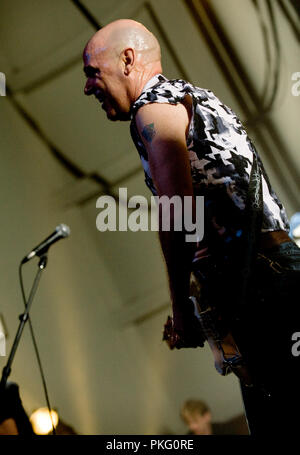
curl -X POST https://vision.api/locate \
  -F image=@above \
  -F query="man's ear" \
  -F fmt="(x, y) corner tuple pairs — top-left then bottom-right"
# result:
(122, 48), (135, 75)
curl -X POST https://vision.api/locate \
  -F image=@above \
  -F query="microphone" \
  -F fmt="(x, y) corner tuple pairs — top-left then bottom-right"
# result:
(21, 224), (71, 264)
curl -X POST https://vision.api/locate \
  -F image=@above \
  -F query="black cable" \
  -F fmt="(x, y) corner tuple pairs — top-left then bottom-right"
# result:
(289, 0), (300, 21)
(251, 0), (272, 109)
(71, 0), (101, 30)
(18, 262), (56, 435)
(263, 0), (281, 113)
(251, 0), (281, 114)
(278, 0), (300, 42)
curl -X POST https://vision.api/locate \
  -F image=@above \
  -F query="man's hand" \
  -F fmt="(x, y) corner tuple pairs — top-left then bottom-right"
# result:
(135, 100), (198, 315)
(162, 298), (205, 350)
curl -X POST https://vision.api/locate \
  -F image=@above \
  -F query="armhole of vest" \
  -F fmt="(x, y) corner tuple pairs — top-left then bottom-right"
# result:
(134, 95), (194, 144)
(182, 93), (194, 142)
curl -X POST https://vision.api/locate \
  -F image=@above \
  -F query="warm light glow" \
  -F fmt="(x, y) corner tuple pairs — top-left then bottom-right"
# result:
(30, 408), (59, 435)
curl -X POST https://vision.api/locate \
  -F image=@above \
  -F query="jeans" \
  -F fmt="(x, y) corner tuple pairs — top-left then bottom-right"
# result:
(234, 241), (300, 435)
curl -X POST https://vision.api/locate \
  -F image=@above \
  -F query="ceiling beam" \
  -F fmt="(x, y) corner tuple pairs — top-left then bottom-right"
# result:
(184, 0), (300, 211)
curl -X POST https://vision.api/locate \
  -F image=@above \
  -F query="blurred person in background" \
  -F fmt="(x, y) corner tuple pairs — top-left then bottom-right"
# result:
(180, 399), (248, 435)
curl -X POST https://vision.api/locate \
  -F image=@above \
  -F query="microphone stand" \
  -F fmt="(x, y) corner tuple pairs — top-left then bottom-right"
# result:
(0, 253), (48, 392)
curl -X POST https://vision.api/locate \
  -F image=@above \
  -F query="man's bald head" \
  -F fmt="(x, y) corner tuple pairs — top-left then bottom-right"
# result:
(83, 19), (162, 121)
(84, 19), (161, 68)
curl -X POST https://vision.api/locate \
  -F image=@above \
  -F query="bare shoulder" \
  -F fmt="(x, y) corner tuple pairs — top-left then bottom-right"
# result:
(135, 99), (191, 142)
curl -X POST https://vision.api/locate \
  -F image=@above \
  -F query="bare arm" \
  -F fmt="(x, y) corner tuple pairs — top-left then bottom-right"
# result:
(135, 102), (198, 331)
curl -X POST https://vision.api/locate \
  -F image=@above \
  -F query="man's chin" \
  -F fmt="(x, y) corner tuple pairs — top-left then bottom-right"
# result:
(102, 104), (117, 120)
(106, 111), (118, 121)
(106, 110), (130, 122)
(101, 101), (130, 121)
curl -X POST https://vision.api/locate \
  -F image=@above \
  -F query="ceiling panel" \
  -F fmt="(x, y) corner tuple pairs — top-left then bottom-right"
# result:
(83, 0), (140, 22)
(14, 61), (134, 176)
(10, 2), (194, 183)
(2, 0), (298, 206)
(83, 198), (166, 305)
(0, 0), (88, 73)
(151, 0), (251, 121)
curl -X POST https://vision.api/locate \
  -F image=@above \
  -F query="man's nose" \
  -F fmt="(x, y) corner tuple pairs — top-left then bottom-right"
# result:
(84, 79), (94, 96)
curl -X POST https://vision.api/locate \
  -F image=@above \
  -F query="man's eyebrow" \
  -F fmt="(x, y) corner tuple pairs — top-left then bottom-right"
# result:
(83, 66), (99, 76)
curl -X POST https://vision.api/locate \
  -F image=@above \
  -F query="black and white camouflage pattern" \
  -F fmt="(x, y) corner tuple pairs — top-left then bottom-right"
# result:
(130, 74), (289, 250)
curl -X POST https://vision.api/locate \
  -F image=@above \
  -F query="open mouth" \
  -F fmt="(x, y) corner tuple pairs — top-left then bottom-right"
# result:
(95, 90), (105, 104)
(97, 96), (106, 111)
(94, 91), (110, 113)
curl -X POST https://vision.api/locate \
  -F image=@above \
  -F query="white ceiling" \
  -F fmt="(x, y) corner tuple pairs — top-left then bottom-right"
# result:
(1, 0), (299, 213)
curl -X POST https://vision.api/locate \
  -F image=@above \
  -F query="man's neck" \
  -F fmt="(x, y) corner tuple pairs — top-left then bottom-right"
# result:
(131, 67), (162, 102)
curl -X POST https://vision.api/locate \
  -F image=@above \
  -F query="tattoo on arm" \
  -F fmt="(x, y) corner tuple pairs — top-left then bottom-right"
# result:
(142, 123), (156, 143)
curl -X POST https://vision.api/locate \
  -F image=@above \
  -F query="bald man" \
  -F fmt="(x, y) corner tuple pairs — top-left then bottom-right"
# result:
(83, 19), (300, 435)
(83, 19), (162, 121)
